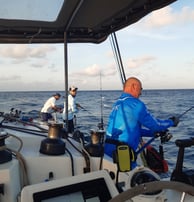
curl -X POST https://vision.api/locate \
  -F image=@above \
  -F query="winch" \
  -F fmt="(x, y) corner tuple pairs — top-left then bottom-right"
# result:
(84, 130), (105, 157)
(0, 131), (12, 164)
(39, 123), (66, 155)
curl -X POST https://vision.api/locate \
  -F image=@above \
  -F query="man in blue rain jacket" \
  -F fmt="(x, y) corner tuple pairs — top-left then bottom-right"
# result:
(104, 77), (179, 168)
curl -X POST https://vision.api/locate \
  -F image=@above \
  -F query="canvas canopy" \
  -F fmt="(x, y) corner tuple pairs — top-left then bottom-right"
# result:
(0, 0), (177, 44)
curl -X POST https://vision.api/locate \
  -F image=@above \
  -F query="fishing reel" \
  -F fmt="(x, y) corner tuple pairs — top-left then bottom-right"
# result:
(1, 108), (22, 123)
(8, 108), (21, 119)
(97, 122), (104, 131)
(155, 130), (172, 144)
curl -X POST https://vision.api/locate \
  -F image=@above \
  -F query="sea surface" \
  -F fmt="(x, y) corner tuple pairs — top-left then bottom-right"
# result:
(1, 89), (194, 176)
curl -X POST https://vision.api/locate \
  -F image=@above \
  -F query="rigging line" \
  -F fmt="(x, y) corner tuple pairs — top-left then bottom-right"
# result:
(66, 137), (82, 154)
(79, 138), (91, 173)
(109, 34), (124, 85)
(111, 33), (123, 82)
(1, 123), (47, 134)
(110, 32), (126, 85)
(65, 147), (75, 176)
(8, 149), (29, 187)
(1, 125), (47, 137)
(7, 133), (23, 152)
(112, 32), (126, 83)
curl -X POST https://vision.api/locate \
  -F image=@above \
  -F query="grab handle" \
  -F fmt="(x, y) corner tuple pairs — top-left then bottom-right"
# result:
(175, 138), (194, 148)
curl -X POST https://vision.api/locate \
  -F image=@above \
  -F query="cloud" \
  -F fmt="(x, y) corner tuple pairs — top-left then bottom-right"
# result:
(30, 60), (56, 69)
(119, 6), (194, 40)
(29, 45), (56, 58)
(101, 64), (117, 76)
(30, 61), (47, 68)
(125, 55), (156, 69)
(143, 7), (175, 28)
(0, 44), (56, 60)
(84, 64), (101, 76)
(72, 64), (101, 77)
(140, 6), (194, 29)
(71, 63), (117, 78)
(178, 6), (194, 23)
(0, 45), (30, 59)
(0, 75), (21, 81)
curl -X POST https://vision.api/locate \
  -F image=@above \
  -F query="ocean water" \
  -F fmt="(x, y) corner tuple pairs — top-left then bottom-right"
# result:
(1, 89), (194, 175)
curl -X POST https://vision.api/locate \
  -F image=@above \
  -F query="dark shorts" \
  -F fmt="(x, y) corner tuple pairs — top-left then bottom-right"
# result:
(40, 112), (52, 121)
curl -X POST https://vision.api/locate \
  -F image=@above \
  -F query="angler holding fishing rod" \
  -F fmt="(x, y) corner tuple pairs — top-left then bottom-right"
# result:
(104, 77), (180, 170)
(136, 105), (194, 154)
(62, 86), (83, 133)
(40, 93), (62, 122)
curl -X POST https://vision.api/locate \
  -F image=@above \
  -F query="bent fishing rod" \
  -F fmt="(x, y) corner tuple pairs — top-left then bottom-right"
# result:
(136, 106), (194, 156)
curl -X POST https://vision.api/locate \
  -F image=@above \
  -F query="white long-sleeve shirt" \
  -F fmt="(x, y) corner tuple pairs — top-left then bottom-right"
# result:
(62, 94), (78, 120)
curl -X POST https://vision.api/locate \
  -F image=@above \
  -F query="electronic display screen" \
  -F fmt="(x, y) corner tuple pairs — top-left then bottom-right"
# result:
(33, 178), (112, 202)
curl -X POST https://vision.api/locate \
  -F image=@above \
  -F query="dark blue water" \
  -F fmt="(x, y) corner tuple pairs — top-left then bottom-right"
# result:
(1, 89), (194, 175)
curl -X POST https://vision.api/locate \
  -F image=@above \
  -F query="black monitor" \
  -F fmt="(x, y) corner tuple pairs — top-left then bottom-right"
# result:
(33, 178), (111, 202)
(21, 170), (119, 202)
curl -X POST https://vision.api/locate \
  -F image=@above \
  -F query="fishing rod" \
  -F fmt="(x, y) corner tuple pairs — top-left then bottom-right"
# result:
(178, 106), (194, 119)
(99, 72), (104, 130)
(77, 74), (105, 130)
(136, 106), (194, 156)
(1, 113), (48, 132)
(136, 130), (172, 156)
(78, 105), (93, 114)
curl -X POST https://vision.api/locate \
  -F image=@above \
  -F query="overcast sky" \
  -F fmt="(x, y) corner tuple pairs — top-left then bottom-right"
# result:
(0, 0), (194, 91)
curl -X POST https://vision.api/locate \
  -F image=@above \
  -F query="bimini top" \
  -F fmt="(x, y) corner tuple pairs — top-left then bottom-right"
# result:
(0, 0), (177, 44)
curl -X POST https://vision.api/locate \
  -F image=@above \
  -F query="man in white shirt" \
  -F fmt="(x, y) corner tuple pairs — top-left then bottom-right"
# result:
(41, 93), (61, 121)
(63, 86), (81, 133)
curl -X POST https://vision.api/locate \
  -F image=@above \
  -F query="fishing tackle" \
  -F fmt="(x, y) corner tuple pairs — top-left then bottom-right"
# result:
(99, 73), (104, 130)
(136, 130), (172, 156)
(178, 106), (194, 119)
(78, 105), (92, 114)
